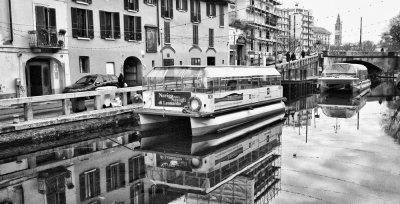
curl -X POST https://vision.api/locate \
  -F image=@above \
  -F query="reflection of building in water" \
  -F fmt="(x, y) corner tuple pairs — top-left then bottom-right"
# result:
(318, 90), (369, 118)
(0, 123), (149, 204)
(286, 94), (319, 127)
(142, 119), (283, 204)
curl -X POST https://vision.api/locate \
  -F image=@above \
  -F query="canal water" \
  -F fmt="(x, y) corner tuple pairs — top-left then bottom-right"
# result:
(1, 81), (400, 204)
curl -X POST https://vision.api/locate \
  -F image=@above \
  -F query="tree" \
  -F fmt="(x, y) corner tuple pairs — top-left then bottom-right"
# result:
(389, 12), (400, 44)
(361, 40), (376, 51)
(381, 12), (400, 51)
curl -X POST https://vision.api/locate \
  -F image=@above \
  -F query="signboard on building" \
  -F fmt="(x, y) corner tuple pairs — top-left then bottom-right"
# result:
(145, 26), (158, 53)
(155, 91), (191, 107)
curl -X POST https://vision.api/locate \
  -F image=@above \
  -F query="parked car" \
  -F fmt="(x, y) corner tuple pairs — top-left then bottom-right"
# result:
(63, 74), (119, 93)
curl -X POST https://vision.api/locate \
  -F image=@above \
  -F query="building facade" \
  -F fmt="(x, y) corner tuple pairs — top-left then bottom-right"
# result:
(276, 8), (289, 53)
(0, 0), (70, 98)
(334, 14), (342, 46)
(287, 7), (315, 53)
(312, 26), (331, 51)
(229, 0), (282, 66)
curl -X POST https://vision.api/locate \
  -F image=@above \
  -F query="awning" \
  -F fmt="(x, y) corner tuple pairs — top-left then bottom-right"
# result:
(204, 67), (280, 78)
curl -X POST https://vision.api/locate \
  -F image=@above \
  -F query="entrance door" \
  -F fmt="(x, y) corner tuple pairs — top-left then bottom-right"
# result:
(237, 45), (243, 65)
(207, 57), (215, 66)
(28, 61), (52, 96)
(124, 57), (142, 87)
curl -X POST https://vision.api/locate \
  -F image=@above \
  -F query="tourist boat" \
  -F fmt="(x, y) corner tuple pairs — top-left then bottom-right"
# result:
(318, 63), (371, 93)
(137, 65), (286, 136)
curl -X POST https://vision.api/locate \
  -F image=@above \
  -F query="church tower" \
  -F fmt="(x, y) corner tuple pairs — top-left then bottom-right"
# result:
(335, 14), (342, 46)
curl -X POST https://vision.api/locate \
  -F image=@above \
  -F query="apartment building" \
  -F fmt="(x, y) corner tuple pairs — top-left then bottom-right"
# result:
(287, 7), (315, 53)
(276, 7), (289, 52)
(312, 26), (331, 51)
(158, 0), (230, 67)
(0, 0), (69, 98)
(229, 0), (282, 66)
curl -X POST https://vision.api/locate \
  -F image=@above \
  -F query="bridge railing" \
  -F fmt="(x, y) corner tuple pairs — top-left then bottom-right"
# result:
(0, 86), (144, 124)
(325, 51), (399, 57)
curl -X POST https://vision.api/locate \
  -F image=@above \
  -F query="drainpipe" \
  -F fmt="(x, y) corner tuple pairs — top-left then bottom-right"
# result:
(8, 0), (13, 44)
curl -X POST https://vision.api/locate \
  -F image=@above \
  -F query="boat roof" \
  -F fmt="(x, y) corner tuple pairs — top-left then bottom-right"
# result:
(148, 65), (281, 78)
(323, 63), (367, 74)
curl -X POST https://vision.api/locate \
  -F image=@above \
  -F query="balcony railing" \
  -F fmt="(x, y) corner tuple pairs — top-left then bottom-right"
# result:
(28, 29), (65, 50)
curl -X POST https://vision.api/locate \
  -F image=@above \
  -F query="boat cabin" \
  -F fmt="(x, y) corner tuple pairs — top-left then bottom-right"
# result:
(322, 63), (368, 80)
(142, 66), (284, 115)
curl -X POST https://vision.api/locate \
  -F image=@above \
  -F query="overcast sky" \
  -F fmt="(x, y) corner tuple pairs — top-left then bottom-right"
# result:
(280, 0), (400, 44)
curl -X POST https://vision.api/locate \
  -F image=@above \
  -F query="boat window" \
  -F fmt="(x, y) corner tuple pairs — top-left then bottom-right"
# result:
(226, 80), (237, 91)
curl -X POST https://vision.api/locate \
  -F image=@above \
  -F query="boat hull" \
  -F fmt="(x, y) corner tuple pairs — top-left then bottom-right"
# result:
(139, 101), (286, 137)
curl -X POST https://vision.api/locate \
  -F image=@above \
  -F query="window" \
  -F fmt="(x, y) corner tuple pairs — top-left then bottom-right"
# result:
(259, 42), (261, 51)
(164, 21), (170, 44)
(190, 0), (201, 23)
(193, 25), (198, 45)
(209, 28), (214, 47)
(79, 56), (90, 73)
(79, 169), (100, 201)
(250, 29), (254, 50)
(206, 2), (216, 17)
(161, 0), (173, 19)
(106, 163), (126, 192)
(99, 11), (120, 39)
(128, 156), (145, 183)
(45, 174), (66, 204)
(191, 58), (201, 65)
(219, 4), (224, 26)
(176, 0), (188, 11)
(106, 62), (115, 74)
(124, 0), (139, 12)
(144, 0), (155, 5)
(130, 182), (144, 204)
(71, 8), (93, 39)
(124, 15), (142, 41)
(35, 6), (57, 46)
(163, 59), (174, 66)
(266, 31), (270, 39)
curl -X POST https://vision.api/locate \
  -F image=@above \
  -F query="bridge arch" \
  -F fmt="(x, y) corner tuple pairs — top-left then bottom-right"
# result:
(342, 60), (383, 76)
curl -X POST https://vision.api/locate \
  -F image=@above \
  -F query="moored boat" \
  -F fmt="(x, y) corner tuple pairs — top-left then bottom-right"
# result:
(137, 65), (286, 136)
(318, 63), (371, 93)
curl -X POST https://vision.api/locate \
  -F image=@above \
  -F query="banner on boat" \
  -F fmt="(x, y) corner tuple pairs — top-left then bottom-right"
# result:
(214, 93), (244, 104)
(155, 91), (191, 107)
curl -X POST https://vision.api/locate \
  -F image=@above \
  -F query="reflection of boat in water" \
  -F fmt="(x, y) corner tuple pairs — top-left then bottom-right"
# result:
(137, 65), (285, 136)
(318, 89), (370, 118)
(140, 116), (283, 202)
(318, 63), (371, 93)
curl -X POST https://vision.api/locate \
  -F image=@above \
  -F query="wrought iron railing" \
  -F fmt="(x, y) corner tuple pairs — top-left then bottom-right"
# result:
(28, 29), (65, 48)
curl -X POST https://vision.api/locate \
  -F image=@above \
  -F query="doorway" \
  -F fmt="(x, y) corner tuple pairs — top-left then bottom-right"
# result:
(123, 57), (142, 87)
(27, 60), (52, 96)
(207, 57), (215, 66)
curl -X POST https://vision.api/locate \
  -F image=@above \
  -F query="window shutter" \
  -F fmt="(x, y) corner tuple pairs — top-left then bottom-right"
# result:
(169, 0), (173, 19)
(135, 0), (139, 11)
(99, 11), (106, 39)
(139, 156), (146, 178)
(164, 21), (170, 44)
(193, 25), (195, 45)
(124, 15), (129, 41)
(209, 28), (214, 47)
(119, 162), (126, 187)
(183, 0), (188, 11)
(190, 0), (194, 22)
(48, 8), (57, 28)
(87, 10), (94, 39)
(79, 173), (86, 201)
(161, 0), (165, 18)
(106, 165), (111, 192)
(219, 5), (224, 26)
(113, 12), (120, 39)
(212, 3), (216, 16)
(124, 0), (129, 10)
(35, 6), (46, 30)
(197, 0), (201, 23)
(128, 158), (133, 182)
(94, 169), (101, 196)
(176, 0), (179, 10)
(71, 8), (78, 38)
(206, 2), (209, 17)
(136, 17), (142, 41)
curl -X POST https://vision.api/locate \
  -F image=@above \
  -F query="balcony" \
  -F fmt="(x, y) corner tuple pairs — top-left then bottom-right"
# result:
(28, 29), (65, 53)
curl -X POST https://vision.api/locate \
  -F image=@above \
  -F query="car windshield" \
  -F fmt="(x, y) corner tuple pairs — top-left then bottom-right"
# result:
(76, 76), (97, 84)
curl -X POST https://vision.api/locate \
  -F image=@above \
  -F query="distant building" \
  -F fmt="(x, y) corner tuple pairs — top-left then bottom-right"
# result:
(229, 0), (282, 66)
(287, 7), (315, 52)
(334, 14), (342, 46)
(312, 26), (331, 51)
(276, 8), (290, 52)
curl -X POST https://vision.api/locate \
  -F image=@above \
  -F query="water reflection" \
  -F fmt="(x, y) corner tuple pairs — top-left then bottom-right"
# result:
(0, 112), (285, 204)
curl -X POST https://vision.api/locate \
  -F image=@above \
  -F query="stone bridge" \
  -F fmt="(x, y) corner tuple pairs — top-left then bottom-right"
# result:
(323, 51), (400, 75)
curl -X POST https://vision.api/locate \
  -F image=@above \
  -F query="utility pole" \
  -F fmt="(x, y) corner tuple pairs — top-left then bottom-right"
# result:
(359, 17), (362, 50)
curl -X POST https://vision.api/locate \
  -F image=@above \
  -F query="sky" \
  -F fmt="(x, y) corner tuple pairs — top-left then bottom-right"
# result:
(281, 0), (400, 44)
